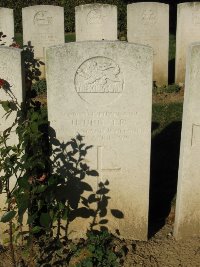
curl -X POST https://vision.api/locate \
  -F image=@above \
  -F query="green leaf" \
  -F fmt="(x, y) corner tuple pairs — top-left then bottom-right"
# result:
(86, 170), (99, 177)
(1, 101), (10, 112)
(0, 210), (16, 223)
(62, 208), (68, 220)
(39, 213), (51, 228)
(31, 226), (42, 234)
(99, 219), (108, 224)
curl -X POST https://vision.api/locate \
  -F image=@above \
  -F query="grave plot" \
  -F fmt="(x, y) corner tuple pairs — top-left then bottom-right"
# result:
(174, 43), (200, 239)
(46, 41), (153, 240)
(75, 4), (117, 41)
(127, 2), (169, 86)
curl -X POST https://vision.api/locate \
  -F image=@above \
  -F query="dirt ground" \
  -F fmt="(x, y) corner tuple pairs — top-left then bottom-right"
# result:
(124, 223), (200, 267)
(1, 218), (200, 267)
(152, 87), (184, 104)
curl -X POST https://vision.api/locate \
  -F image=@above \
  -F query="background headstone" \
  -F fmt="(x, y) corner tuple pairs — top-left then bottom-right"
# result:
(0, 8), (14, 45)
(75, 4), (117, 41)
(127, 2), (169, 86)
(22, 5), (65, 76)
(176, 2), (200, 84)
(0, 47), (24, 243)
(174, 43), (200, 239)
(46, 41), (153, 240)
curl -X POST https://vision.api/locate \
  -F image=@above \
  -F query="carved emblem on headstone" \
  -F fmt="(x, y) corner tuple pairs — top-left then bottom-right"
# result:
(75, 57), (124, 105)
(87, 9), (102, 24)
(34, 11), (52, 25)
(75, 57), (123, 105)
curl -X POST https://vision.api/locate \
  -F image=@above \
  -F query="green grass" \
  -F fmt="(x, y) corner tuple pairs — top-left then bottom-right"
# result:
(14, 32), (76, 46)
(14, 33), (23, 47)
(152, 102), (183, 137)
(169, 33), (176, 61)
(65, 32), (75, 42)
(14, 32), (176, 62)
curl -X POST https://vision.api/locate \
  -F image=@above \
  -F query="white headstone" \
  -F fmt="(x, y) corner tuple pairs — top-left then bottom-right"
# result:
(46, 41), (153, 240)
(22, 5), (65, 64)
(174, 43), (200, 239)
(0, 47), (24, 243)
(176, 2), (200, 84)
(127, 2), (169, 86)
(75, 4), (117, 41)
(0, 8), (14, 45)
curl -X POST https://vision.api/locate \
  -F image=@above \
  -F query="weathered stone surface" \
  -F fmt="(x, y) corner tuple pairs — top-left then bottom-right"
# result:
(75, 4), (117, 41)
(0, 8), (14, 45)
(46, 41), (153, 240)
(0, 47), (24, 243)
(22, 4), (65, 76)
(127, 2), (169, 86)
(176, 2), (200, 84)
(174, 43), (200, 239)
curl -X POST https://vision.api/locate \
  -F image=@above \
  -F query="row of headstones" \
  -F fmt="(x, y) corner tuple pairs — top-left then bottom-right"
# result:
(1, 2), (200, 85)
(0, 39), (200, 241)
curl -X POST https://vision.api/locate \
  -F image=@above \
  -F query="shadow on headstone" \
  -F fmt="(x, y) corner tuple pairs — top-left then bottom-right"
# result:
(48, 126), (124, 237)
(148, 121), (182, 238)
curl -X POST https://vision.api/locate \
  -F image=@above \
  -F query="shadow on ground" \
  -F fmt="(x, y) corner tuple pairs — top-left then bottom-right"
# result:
(148, 121), (182, 238)
(168, 58), (175, 84)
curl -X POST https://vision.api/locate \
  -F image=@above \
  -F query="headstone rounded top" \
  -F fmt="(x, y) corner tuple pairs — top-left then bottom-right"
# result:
(46, 40), (153, 54)
(0, 7), (13, 11)
(0, 46), (22, 53)
(22, 5), (63, 10)
(178, 2), (200, 8)
(75, 3), (117, 10)
(128, 2), (168, 7)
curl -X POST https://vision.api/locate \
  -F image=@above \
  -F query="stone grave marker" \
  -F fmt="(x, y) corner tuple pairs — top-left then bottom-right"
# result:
(0, 8), (14, 45)
(46, 41), (153, 240)
(127, 2), (169, 86)
(176, 2), (200, 84)
(75, 4), (117, 41)
(174, 43), (200, 239)
(22, 5), (65, 76)
(0, 47), (24, 242)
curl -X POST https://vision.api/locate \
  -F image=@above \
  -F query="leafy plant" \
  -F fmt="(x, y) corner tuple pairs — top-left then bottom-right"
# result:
(0, 32), (124, 267)
(0, 33), (46, 266)
(32, 79), (47, 96)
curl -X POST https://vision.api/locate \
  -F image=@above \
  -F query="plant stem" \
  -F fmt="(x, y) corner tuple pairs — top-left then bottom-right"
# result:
(7, 188), (16, 267)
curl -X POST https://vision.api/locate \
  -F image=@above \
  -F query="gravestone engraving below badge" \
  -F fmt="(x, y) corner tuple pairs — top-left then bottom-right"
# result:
(141, 9), (157, 25)
(75, 56), (124, 106)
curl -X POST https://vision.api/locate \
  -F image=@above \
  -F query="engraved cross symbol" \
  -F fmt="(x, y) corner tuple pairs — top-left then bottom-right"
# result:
(96, 146), (121, 182)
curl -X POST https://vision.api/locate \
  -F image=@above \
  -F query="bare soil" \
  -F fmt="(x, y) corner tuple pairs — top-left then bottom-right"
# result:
(124, 223), (200, 267)
(1, 217), (200, 267)
(153, 87), (184, 104)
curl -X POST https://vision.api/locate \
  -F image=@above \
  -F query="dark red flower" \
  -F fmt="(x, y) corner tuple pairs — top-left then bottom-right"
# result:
(9, 42), (20, 48)
(0, 79), (5, 88)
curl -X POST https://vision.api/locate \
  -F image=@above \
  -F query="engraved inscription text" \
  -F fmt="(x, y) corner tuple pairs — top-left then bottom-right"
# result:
(141, 9), (157, 25)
